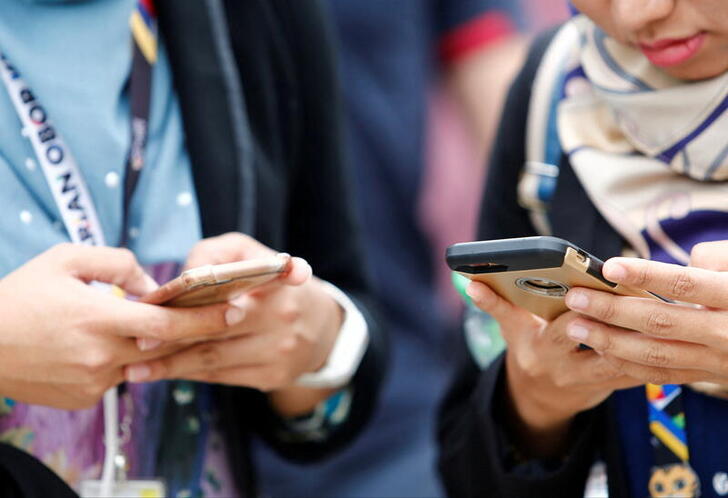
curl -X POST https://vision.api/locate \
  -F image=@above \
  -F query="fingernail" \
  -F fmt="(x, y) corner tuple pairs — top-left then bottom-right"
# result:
(289, 258), (312, 283)
(567, 323), (590, 341)
(137, 338), (162, 351)
(303, 262), (313, 281)
(229, 293), (251, 307)
(225, 306), (246, 326)
(127, 364), (151, 383)
(143, 273), (159, 294)
(566, 291), (589, 310)
(604, 261), (627, 281)
(465, 283), (483, 301)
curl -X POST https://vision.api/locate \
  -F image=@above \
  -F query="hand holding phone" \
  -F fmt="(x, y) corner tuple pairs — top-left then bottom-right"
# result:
(449, 238), (643, 457)
(124, 233), (344, 404)
(0, 244), (240, 410)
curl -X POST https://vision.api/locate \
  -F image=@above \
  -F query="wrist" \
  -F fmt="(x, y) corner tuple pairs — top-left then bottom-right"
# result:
(296, 281), (369, 389)
(504, 354), (577, 457)
(309, 280), (344, 372)
(268, 384), (336, 418)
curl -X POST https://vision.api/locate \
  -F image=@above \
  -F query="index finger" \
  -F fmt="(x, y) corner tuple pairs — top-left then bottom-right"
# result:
(106, 299), (235, 342)
(185, 233), (273, 270)
(603, 257), (728, 308)
(245, 257), (312, 298)
(690, 241), (728, 272)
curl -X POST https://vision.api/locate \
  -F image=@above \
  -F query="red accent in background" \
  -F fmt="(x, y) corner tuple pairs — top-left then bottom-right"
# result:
(438, 11), (514, 64)
(139, 0), (157, 18)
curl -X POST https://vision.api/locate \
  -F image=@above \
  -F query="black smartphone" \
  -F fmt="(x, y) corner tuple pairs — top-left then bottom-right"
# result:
(447, 236), (665, 320)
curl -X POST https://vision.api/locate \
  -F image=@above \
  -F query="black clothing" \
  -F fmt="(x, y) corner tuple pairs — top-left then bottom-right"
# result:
(0, 444), (77, 498)
(0, 1), (387, 496)
(166, 0), (388, 494)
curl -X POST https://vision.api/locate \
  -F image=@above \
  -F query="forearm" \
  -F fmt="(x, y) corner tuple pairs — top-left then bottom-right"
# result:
(267, 279), (351, 417)
(503, 353), (578, 459)
(239, 309), (386, 463)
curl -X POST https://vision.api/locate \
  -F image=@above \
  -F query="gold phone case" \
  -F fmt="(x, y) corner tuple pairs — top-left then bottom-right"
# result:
(141, 254), (291, 307)
(453, 244), (659, 320)
(446, 236), (665, 320)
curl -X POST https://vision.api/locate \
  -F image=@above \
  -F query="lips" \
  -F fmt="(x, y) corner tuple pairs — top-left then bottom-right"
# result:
(639, 33), (706, 67)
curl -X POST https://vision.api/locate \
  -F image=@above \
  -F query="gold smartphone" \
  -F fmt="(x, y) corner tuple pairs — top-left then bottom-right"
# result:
(141, 253), (291, 307)
(447, 236), (665, 320)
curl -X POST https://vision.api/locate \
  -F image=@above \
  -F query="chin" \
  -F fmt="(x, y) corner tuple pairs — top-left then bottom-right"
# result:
(661, 60), (728, 81)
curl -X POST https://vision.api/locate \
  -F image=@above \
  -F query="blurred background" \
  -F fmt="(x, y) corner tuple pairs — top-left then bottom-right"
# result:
(254, 1), (569, 496)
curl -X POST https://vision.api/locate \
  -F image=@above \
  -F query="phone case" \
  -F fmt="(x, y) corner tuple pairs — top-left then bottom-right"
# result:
(447, 236), (662, 320)
(141, 254), (291, 307)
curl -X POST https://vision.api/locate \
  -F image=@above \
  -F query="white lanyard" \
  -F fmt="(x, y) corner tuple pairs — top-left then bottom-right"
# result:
(0, 53), (107, 247)
(0, 51), (127, 496)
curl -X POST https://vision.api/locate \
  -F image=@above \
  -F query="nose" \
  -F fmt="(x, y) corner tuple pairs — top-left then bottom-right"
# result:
(612, 0), (675, 34)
